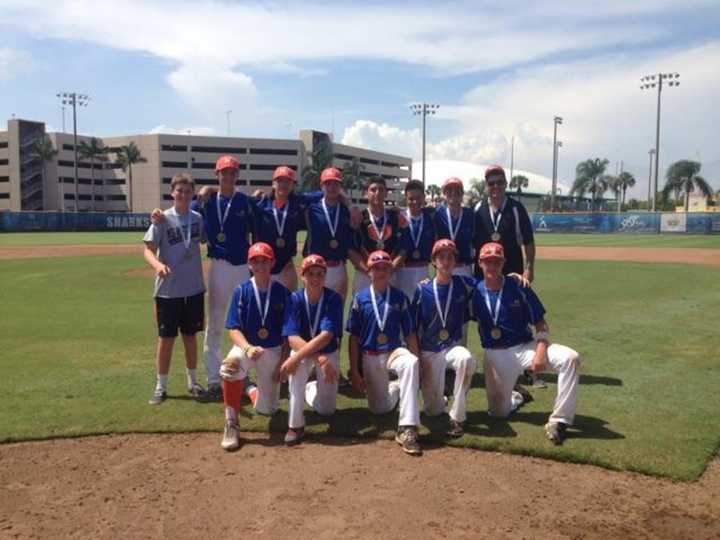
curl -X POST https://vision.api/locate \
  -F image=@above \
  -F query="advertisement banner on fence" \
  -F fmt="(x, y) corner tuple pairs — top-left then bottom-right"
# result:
(660, 213), (687, 233)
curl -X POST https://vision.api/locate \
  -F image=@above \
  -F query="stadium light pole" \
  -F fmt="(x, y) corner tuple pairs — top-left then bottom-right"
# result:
(551, 116), (562, 211)
(57, 92), (90, 211)
(410, 102), (439, 187)
(555, 140), (563, 209)
(226, 110), (232, 136)
(640, 72), (680, 211)
(647, 148), (655, 210)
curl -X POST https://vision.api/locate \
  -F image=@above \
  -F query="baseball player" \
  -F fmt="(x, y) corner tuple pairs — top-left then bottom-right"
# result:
(278, 254), (344, 446)
(350, 176), (408, 294)
(143, 173), (207, 404)
(394, 179), (436, 300)
(411, 239), (477, 436)
(347, 250), (422, 455)
(434, 177), (476, 277)
(219, 242), (291, 451)
(472, 242), (581, 445)
(303, 167), (362, 303)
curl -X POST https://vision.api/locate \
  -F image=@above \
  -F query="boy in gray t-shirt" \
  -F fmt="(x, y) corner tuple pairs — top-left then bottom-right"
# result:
(143, 173), (207, 405)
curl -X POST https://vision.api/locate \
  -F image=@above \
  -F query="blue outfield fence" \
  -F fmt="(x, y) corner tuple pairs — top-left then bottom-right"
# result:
(531, 212), (720, 235)
(0, 212), (151, 232)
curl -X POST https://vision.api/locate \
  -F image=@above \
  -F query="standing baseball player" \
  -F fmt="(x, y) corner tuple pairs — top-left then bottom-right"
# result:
(350, 176), (408, 294)
(347, 250), (422, 455)
(411, 239), (477, 436)
(472, 242), (581, 445)
(219, 242), (291, 451)
(143, 173), (207, 404)
(394, 180), (436, 300)
(434, 177), (476, 277)
(278, 254), (344, 446)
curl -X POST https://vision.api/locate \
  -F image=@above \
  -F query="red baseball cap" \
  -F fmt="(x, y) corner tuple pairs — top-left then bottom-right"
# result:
(431, 239), (458, 258)
(273, 166), (296, 182)
(301, 254), (327, 274)
(320, 167), (343, 183)
(442, 177), (464, 192)
(247, 242), (275, 261)
(367, 250), (393, 269)
(485, 165), (506, 180)
(215, 155), (240, 173)
(478, 242), (505, 260)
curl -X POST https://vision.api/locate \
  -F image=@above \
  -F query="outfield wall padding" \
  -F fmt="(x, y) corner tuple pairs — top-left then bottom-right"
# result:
(531, 212), (720, 234)
(0, 212), (151, 232)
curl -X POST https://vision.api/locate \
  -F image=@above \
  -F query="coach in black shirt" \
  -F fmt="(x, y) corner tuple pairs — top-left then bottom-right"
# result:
(473, 165), (536, 282)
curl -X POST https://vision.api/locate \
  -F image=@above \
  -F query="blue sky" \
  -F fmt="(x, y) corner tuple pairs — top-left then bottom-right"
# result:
(2, 0), (720, 197)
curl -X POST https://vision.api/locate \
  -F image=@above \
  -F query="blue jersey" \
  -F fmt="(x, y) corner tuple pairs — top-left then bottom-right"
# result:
(194, 192), (255, 266)
(282, 287), (344, 354)
(434, 205), (475, 265)
(346, 285), (414, 352)
(225, 280), (291, 348)
(471, 278), (546, 349)
(304, 199), (354, 262)
(252, 191), (322, 273)
(403, 207), (436, 264)
(411, 275), (475, 352)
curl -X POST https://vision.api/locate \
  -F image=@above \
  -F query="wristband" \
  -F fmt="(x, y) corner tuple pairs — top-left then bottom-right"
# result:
(535, 331), (550, 342)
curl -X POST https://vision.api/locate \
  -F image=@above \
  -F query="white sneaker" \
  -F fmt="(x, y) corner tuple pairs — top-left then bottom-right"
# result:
(221, 421), (240, 451)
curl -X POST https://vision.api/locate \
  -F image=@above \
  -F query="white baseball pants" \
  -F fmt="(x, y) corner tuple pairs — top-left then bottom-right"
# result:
(204, 259), (250, 386)
(484, 341), (580, 425)
(288, 350), (339, 429)
(352, 269), (370, 296)
(420, 345), (476, 423)
(324, 264), (348, 302)
(221, 344), (282, 415)
(362, 348), (420, 427)
(394, 266), (429, 301)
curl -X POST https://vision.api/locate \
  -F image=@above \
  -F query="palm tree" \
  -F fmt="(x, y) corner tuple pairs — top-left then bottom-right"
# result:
(615, 171), (636, 210)
(662, 160), (714, 212)
(301, 141), (334, 192)
(29, 135), (58, 210)
(425, 184), (442, 205)
(509, 174), (529, 195)
(341, 157), (365, 203)
(606, 175), (621, 211)
(77, 137), (108, 212)
(571, 158), (610, 211)
(466, 177), (486, 207)
(116, 142), (147, 212)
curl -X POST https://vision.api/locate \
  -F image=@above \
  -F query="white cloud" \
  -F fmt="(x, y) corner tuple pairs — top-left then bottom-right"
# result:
(149, 125), (217, 136)
(0, 48), (32, 81)
(341, 120), (420, 156)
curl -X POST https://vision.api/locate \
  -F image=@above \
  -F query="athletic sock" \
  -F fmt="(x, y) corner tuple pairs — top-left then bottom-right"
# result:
(186, 368), (198, 388)
(246, 384), (258, 408)
(156, 374), (169, 392)
(222, 379), (243, 422)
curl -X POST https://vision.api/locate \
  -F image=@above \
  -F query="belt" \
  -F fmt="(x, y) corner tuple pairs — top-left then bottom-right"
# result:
(325, 260), (344, 267)
(363, 349), (389, 356)
(403, 261), (429, 267)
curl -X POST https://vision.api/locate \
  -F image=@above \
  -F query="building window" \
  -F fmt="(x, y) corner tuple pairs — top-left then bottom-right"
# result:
(107, 162), (124, 170)
(105, 179), (126, 185)
(334, 153), (354, 161)
(162, 194), (173, 201)
(249, 180), (273, 186)
(107, 195), (127, 201)
(381, 161), (400, 168)
(59, 177), (75, 184)
(79, 194), (92, 201)
(0, 142), (8, 149)
(0, 193), (9, 199)
(78, 178), (92, 185)
(0, 176), (8, 182)
(192, 162), (216, 170)
(94, 179), (103, 185)
(248, 148), (297, 156)
(0, 159), (8, 166)
(192, 145), (246, 153)
(162, 177), (172, 184)
(195, 178), (216, 186)
(249, 164), (288, 171)
(360, 158), (379, 165)
(161, 144), (188, 152)
(162, 161), (188, 168)
(94, 195), (104, 201)
(58, 160), (75, 167)
(64, 194), (75, 200)
(63, 144), (74, 151)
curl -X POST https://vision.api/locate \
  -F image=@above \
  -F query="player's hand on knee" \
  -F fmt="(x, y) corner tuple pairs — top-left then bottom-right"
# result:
(350, 370), (365, 393)
(248, 346), (264, 360)
(508, 272), (529, 288)
(318, 356), (337, 384)
(278, 357), (299, 381)
(150, 208), (164, 224)
(222, 356), (240, 374)
(531, 353), (547, 374)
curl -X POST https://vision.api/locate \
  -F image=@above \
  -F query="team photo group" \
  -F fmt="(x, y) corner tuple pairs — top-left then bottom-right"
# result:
(143, 155), (581, 456)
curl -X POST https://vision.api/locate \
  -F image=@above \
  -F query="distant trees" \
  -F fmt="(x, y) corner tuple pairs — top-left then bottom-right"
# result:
(77, 137), (108, 212)
(116, 142), (147, 212)
(301, 141), (334, 192)
(425, 184), (442, 205)
(466, 178), (486, 207)
(571, 158), (610, 211)
(509, 174), (529, 195)
(341, 157), (365, 203)
(29, 135), (58, 210)
(662, 160), (714, 212)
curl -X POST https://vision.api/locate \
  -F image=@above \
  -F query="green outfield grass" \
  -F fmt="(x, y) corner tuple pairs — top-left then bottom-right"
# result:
(1, 252), (718, 481)
(0, 231), (141, 246)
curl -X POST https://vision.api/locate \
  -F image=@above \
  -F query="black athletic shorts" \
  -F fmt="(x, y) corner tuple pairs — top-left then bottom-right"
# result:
(155, 292), (205, 338)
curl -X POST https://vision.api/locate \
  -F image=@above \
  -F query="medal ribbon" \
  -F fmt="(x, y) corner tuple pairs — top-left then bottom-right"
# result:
(251, 278), (271, 329)
(321, 198), (340, 240)
(488, 199), (507, 236)
(272, 202), (288, 240)
(483, 278), (505, 329)
(445, 206), (464, 241)
(369, 285), (390, 333)
(303, 289), (325, 338)
(405, 210), (423, 251)
(368, 210), (386, 244)
(216, 194), (234, 236)
(432, 277), (454, 330)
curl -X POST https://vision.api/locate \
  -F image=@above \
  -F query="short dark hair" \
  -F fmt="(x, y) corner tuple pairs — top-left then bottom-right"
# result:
(170, 172), (195, 191)
(404, 179), (424, 195)
(365, 176), (386, 190)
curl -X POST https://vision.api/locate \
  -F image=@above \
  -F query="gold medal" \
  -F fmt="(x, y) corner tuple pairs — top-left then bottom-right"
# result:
(438, 328), (450, 341)
(258, 327), (269, 339)
(329, 239), (339, 249)
(275, 237), (286, 248)
(413, 249), (421, 259)
(217, 231), (226, 243)
(491, 327), (502, 340)
(491, 232), (501, 242)
(377, 332), (388, 345)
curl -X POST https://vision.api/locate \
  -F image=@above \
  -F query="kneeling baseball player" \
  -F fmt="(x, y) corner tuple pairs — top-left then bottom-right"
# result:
(472, 242), (581, 445)
(220, 242), (291, 451)
(347, 250), (423, 455)
(411, 239), (477, 437)
(278, 255), (344, 446)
